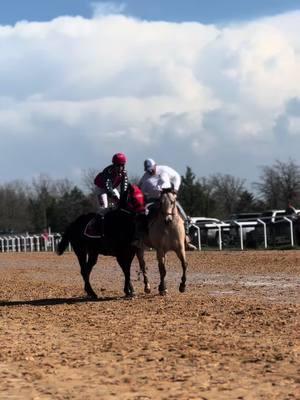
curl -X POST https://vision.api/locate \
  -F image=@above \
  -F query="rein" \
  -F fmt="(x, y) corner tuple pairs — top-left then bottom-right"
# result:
(159, 192), (177, 219)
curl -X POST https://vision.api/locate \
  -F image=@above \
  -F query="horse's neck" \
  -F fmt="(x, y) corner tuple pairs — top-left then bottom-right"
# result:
(159, 203), (182, 223)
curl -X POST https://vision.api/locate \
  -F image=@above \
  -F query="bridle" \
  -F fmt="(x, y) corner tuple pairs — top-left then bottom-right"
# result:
(159, 191), (177, 221)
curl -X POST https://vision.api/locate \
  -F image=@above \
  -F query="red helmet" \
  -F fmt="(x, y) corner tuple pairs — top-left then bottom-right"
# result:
(112, 152), (127, 165)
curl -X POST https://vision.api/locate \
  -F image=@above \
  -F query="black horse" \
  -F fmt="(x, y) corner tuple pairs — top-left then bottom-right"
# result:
(57, 208), (137, 299)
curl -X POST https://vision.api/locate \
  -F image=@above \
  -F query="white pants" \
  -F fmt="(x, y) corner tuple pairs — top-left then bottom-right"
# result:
(95, 186), (120, 209)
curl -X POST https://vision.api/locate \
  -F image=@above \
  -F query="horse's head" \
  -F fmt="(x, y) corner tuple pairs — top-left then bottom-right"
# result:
(160, 189), (177, 223)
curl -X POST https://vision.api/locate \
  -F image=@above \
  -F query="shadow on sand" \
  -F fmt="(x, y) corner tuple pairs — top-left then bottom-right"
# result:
(0, 295), (123, 308)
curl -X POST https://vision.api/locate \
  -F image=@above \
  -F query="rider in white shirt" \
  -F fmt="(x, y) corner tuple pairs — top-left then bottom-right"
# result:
(139, 159), (181, 202)
(139, 158), (196, 250)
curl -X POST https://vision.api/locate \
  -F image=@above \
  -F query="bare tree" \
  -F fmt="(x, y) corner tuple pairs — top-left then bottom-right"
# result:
(0, 180), (32, 232)
(210, 173), (246, 218)
(254, 159), (300, 209)
(81, 168), (98, 194)
(55, 178), (74, 197)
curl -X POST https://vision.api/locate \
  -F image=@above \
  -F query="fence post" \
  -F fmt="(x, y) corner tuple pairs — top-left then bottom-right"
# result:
(233, 221), (244, 250)
(190, 224), (201, 250)
(257, 219), (267, 249)
(218, 225), (222, 250)
(283, 217), (294, 247)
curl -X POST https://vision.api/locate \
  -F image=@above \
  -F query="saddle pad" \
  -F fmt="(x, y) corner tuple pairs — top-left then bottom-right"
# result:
(84, 217), (103, 238)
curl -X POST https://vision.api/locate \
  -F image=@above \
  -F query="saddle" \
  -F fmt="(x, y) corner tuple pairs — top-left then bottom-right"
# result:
(83, 207), (136, 239)
(84, 209), (112, 238)
(84, 215), (104, 238)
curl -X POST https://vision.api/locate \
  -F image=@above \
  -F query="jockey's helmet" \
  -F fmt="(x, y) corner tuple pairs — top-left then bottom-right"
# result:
(112, 152), (127, 165)
(144, 158), (156, 172)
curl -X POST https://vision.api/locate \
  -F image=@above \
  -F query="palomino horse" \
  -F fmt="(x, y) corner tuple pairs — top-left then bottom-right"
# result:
(136, 189), (188, 295)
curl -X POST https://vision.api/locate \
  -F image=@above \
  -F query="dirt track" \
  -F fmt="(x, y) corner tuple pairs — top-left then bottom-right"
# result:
(0, 250), (299, 400)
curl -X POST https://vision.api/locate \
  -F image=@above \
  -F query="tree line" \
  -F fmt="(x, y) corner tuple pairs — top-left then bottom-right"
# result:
(0, 160), (299, 234)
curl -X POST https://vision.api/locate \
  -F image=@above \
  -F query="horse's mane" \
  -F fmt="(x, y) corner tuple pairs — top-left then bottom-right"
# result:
(161, 187), (175, 194)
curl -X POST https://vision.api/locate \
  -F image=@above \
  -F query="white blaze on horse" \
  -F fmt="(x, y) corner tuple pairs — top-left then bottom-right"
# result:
(137, 188), (187, 295)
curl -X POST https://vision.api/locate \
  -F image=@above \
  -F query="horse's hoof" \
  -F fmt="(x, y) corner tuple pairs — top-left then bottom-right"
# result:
(179, 284), (186, 293)
(159, 289), (168, 296)
(87, 293), (98, 299)
(125, 292), (136, 299)
(144, 285), (151, 294)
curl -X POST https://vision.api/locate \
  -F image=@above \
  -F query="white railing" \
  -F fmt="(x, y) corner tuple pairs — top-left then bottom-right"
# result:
(0, 233), (61, 253)
(283, 217), (294, 247)
(189, 216), (298, 251)
(1, 216), (298, 253)
(232, 221), (260, 251)
(257, 219), (268, 249)
(189, 223), (201, 250)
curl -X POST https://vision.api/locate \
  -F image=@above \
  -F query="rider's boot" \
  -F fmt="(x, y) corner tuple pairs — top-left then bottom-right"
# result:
(185, 217), (197, 251)
(185, 235), (197, 251)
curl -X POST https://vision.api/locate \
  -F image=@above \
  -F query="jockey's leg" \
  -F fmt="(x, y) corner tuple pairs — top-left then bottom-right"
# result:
(176, 201), (187, 219)
(176, 201), (197, 250)
(176, 201), (189, 233)
(95, 187), (108, 210)
(93, 187), (108, 236)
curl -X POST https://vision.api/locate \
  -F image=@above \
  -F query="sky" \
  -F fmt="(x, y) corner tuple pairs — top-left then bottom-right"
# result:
(1, 1), (300, 189)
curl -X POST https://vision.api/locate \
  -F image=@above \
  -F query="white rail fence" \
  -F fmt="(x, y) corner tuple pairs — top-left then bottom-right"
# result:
(0, 234), (62, 253)
(0, 216), (297, 253)
(189, 216), (297, 250)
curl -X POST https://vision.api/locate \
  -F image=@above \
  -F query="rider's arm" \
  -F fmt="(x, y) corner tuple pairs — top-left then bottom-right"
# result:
(171, 169), (181, 192)
(94, 172), (103, 187)
(158, 165), (181, 192)
(105, 179), (116, 197)
(120, 170), (128, 195)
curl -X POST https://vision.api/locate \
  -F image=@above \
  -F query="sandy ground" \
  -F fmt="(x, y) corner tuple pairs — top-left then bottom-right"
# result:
(0, 250), (299, 400)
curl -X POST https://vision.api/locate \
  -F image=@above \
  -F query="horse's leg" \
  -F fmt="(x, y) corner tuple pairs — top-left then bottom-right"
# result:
(85, 250), (99, 298)
(117, 250), (135, 297)
(76, 248), (98, 299)
(157, 250), (167, 295)
(136, 248), (151, 294)
(176, 247), (188, 293)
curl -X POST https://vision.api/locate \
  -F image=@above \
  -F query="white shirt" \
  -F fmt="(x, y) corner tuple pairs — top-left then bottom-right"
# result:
(139, 165), (181, 200)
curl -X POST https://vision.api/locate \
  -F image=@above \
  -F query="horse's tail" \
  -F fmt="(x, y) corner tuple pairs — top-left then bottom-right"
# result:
(56, 226), (71, 255)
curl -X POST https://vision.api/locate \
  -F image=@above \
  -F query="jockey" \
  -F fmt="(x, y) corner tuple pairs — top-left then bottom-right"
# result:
(139, 158), (181, 202)
(94, 152), (128, 210)
(123, 183), (146, 214)
(120, 183), (147, 248)
(139, 158), (196, 250)
(286, 203), (297, 215)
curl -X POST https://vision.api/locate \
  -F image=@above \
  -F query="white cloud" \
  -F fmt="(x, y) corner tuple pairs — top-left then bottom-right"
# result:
(288, 117), (300, 136)
(0, 10), (300, 184)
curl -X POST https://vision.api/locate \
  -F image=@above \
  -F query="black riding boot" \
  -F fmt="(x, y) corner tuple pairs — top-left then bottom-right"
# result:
(184, 217), (197, 251)
(95, 213), (105, 237)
